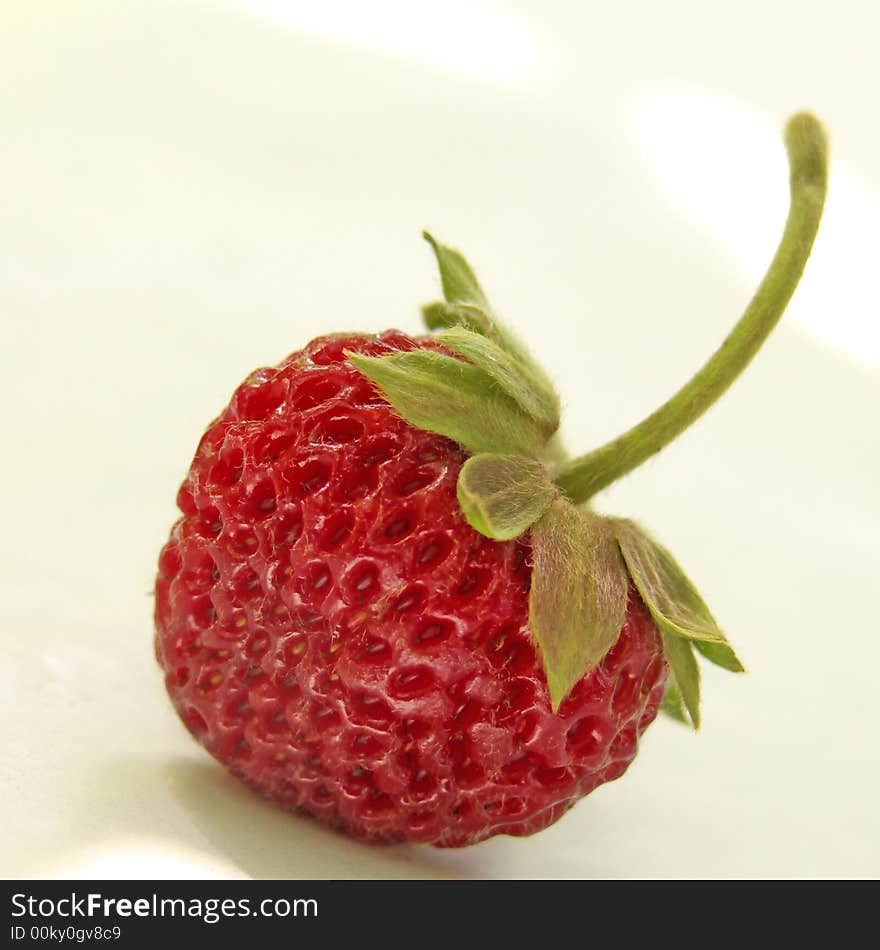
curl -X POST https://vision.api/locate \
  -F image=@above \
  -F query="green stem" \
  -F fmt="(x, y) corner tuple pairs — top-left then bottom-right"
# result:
(556, 112), (828, 505)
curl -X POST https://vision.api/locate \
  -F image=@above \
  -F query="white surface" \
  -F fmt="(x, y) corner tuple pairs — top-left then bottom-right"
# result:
(2, 0), (879, 879)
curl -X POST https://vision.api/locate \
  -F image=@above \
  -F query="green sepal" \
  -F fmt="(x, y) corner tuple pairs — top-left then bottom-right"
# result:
(422, 230), (490, 309)
(659, 681), (689, 724)
(457, 454), (557, 541)
(691, 639), (743, 673)
(438, 327), (560, 434)
(613, 519), (745, 671)
(529, 499), (629, 711)
(347, 349), (548, 457)
(422, 233), (559, 401)
(612, 518), (744, 729)
(660, 631), (701, 729)
(422, 301), (492, 335)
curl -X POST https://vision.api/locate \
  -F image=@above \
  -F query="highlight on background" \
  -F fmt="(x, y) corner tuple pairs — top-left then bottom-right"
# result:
(637, 90), (880, 368)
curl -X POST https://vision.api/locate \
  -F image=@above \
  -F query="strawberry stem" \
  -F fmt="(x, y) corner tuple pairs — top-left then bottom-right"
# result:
(556, 112), (828, 505)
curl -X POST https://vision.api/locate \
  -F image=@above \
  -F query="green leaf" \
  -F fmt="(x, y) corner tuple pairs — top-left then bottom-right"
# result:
(659, 681), (689, 724)
(613, 519), (745, 673)
(457, 454), (557, 541)
(439, 327), (560, 433)
(660, 631), (701, 728)
(422, 301), (492, 335)
(421, 234), (559, 401)
(347, 349), (548, 457)
(691, 639), (744, 673)
(422, 230), (490, 309)
(529, 500), (629, 711)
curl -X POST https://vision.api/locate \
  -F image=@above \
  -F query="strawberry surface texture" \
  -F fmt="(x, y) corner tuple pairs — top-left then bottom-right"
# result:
(155, 332), (668, 846)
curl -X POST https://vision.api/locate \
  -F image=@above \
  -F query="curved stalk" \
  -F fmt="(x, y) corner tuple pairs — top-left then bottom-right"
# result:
(556, 113), (828, 504)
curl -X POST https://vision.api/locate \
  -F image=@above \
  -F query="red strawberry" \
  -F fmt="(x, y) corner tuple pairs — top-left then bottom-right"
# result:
(155, 113), (827, 846)
(155, 332), (668, 845)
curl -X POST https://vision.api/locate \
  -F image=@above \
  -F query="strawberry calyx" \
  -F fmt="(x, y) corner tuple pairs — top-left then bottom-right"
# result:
(349, 112), (828, 722)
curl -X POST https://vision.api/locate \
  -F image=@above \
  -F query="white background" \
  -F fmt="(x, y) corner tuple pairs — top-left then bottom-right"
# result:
(2, 0), (878, 878)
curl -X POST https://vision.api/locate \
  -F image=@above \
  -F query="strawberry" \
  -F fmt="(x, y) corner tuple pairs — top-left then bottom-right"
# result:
(155, 330), (668, 845)
(155, 114), (827, 846)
